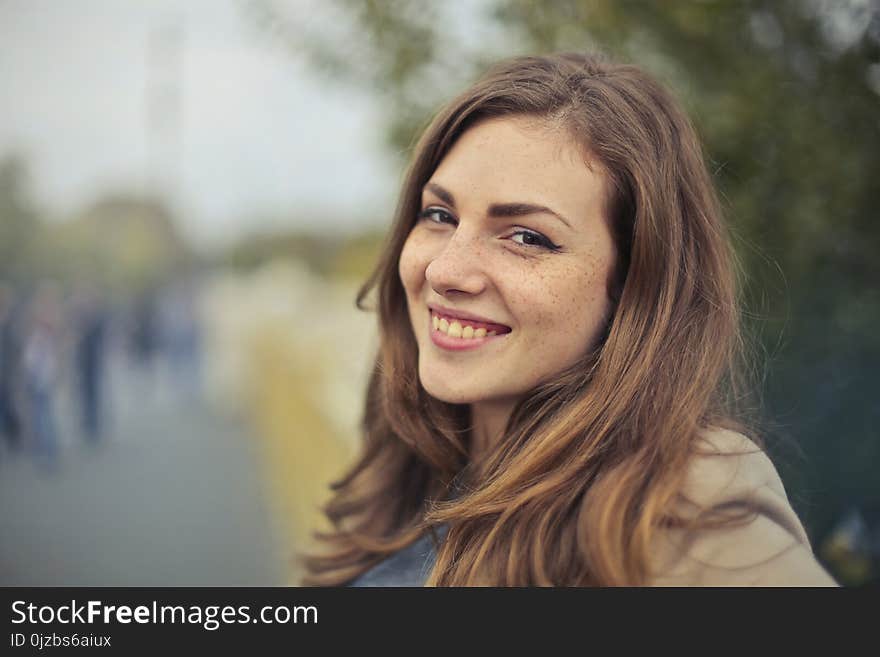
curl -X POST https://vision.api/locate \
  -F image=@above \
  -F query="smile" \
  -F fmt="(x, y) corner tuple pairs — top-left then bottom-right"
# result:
(428, 308), (511, 352)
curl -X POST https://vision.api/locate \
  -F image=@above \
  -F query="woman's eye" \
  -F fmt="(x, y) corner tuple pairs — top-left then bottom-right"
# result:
(417, 207), (456, 225)
(510, 229), (561, 251)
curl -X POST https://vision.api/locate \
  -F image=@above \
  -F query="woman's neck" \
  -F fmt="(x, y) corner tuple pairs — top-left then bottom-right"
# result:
(469, 399), (518, 463)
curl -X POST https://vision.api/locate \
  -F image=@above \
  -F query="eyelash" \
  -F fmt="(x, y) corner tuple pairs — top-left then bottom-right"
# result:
(416, 207), (562, 252)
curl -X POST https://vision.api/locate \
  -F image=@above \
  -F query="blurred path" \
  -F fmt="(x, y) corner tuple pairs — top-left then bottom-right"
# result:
(0, 357), (288, 586)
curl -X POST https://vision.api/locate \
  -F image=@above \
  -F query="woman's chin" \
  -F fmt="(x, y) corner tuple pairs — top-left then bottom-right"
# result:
(418, 372), (478, 406)
(421, 383), (474, 405)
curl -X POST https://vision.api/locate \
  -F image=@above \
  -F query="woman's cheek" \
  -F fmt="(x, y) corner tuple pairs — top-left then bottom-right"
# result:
(398, 234), (424, 293)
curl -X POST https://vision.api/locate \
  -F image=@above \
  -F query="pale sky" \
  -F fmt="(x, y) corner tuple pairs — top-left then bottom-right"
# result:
(0, 0), (399, 250)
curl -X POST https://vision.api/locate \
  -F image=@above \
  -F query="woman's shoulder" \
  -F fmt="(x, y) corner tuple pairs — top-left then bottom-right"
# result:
(680, 428), (796, 527)
(648, 427), (839, 586)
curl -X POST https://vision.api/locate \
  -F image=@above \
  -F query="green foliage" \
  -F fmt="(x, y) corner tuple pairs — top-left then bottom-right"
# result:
(219, 230), (338, 275)
(0, 156), (192, 296)
(250, 0), (880, 583)
(216, 226), (385, 282)
(0, 155), (41, 281)
(48, 195), (192, 294)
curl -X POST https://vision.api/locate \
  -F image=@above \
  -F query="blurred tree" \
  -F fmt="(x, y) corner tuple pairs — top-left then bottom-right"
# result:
(217, 226), (385, 281)
(247, 0), (880, 584)
(0, 152), (192, 296)
(0, 154), (41, 281)
(43, 195), (192, 295)
(220, 228), (339, 275)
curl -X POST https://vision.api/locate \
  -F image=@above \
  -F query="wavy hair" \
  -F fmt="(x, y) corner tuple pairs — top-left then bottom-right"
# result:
(302, 52), (756, 586)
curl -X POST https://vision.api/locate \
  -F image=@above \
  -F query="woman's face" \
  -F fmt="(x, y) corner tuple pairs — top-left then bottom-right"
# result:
(398, 116), (617, 409)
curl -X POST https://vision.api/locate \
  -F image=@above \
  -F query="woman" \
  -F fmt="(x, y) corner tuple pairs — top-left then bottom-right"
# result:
(303, 52), (837, 586)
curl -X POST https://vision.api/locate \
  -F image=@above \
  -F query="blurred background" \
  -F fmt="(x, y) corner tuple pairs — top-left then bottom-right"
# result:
(0, 0), (877, 587)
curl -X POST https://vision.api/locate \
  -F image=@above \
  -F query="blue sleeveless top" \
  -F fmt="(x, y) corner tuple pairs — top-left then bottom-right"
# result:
(348, 525), (449, 587)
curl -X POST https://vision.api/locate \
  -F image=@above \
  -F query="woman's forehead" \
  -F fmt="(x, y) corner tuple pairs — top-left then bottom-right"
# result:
(425, 117), (606, 220)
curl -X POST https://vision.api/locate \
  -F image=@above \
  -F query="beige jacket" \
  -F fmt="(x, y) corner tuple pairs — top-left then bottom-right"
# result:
(649, 429), (838, 586)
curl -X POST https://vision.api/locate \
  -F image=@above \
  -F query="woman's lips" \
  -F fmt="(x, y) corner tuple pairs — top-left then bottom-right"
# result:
(427, 309), (510, 352)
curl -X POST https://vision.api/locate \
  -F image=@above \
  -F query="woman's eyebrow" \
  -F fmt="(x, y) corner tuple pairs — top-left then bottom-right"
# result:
(424, 182), (572, 229)
(488, 202), (572, 229)
(425, 182), (456, 207)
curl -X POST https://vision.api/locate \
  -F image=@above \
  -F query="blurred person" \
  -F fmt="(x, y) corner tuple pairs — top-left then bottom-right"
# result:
(71, 283), (109, 442)
(130, 288), (159, 368)
(21, 282), (64, 471)
(127, 287), (160, 403)
(0, 281), (23, 454)
(303, 53), (837, 586)
(158, 277), (202, 400)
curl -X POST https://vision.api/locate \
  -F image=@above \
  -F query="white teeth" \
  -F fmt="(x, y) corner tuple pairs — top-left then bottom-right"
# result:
(431, 313), (508, 340)
(432, 313), (499, 340)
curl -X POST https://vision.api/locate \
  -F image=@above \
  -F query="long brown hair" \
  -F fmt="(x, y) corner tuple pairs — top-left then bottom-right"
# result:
(303, 52), (756, 586)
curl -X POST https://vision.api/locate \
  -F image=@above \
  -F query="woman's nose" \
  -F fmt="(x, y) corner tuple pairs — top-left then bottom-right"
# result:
(424, 230), (488, 298)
